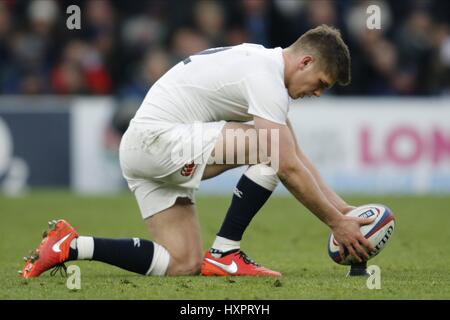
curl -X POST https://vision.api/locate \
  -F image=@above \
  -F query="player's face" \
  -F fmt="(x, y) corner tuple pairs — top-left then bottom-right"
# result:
(288, 56), (334, 99)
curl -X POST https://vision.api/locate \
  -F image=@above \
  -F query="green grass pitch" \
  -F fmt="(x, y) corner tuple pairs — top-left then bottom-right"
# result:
(1, 191), (449, 299)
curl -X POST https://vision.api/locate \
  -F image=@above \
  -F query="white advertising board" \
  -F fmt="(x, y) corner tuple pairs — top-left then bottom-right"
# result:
(287, 98), (450, 194)
(71, 98), (125, 194)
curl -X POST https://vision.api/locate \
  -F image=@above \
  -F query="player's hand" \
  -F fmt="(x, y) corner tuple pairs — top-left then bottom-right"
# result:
(330, 215), (376, 263)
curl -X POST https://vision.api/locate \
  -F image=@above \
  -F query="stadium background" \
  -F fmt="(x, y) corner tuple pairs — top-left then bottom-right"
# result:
(1, 0), (449, 195)
(1, 0), (450, 300)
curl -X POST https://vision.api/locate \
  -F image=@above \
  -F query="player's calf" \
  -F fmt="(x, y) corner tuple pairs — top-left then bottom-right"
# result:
(71, 237), (170, 276)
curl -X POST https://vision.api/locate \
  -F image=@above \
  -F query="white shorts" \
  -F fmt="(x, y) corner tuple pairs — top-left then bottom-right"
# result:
(119, 120), (226, 219)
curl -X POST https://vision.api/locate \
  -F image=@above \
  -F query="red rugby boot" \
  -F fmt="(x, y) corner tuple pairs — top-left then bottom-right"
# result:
(201, 249), (281, 277)
(19, 219), (78, 278)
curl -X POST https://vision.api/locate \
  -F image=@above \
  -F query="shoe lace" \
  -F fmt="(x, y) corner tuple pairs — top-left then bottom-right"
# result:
(238, 251), (260, 266)
(50, 263), (68, 277)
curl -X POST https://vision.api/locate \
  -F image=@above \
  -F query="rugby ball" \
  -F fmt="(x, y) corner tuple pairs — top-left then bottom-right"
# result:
(328, 204), (395, 265)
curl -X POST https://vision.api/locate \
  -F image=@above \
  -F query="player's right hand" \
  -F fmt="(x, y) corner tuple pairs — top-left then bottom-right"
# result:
(330, 215), (376, 263)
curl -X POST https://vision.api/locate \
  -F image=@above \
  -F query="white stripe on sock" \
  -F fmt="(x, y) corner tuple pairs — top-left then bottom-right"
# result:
(76, 236), (94, 260)
(146, 243), (170, 276)
(212, 235), (240, 252)
(244, 164), (279, 191)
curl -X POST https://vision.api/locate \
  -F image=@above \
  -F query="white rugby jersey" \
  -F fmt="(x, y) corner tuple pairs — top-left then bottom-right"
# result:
(132, 43), (290, 126)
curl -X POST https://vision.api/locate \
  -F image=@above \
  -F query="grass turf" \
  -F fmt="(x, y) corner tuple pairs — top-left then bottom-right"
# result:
(1, 191), (449, 299)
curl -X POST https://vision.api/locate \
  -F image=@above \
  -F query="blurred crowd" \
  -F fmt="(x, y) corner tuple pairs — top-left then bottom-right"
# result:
(0, 0), (449, 98)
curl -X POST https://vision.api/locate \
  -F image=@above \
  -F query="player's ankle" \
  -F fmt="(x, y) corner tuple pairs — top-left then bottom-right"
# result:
(68, 236), (94, 261)
(209, 248), (240, 258)
(211, 235), (240, 255)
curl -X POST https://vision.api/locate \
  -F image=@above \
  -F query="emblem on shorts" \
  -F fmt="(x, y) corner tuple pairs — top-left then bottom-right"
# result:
(181, 162), (197, 177)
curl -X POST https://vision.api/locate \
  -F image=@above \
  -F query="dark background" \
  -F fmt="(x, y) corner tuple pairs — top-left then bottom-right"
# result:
(0, 0), (449, 100)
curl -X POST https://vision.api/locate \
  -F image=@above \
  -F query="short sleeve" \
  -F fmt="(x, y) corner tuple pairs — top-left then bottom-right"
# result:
(243, 72), (289, 125)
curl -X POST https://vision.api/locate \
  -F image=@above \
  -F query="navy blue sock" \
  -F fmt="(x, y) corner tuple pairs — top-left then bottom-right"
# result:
(217, 174), (273, 241)
(69, 238), (155, 275)
(68, 247), (78, 261)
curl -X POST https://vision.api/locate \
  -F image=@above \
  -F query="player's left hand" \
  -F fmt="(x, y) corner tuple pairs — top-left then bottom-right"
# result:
(331, 215), (376, 262)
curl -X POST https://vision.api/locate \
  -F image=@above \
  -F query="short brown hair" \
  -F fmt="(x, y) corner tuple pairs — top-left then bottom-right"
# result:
(289, 25), (351, 86)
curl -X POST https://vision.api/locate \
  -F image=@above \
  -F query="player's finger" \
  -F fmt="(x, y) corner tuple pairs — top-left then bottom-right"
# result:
(353, 241), (369, 260)
(346, 244), (362, 263)
(358, 216), (376, 226)
(358, 235), (375, 253)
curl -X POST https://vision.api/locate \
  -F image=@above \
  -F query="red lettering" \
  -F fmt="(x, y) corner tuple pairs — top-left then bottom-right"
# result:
(432, 129), (450, 165)
(360, 127), (379, 165)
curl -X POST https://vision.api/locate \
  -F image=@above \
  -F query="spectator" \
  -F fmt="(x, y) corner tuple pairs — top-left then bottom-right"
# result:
(51, 40), (112, 94)
(120, 48), (172, 100)
(193, 0), (226, 47)
(170, 27), (210, 61)
(241, 0), (270, 46)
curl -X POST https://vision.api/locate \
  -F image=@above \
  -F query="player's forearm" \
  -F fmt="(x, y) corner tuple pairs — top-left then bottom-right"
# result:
(286, 120), (350, 214)
(303, 159), (351, 214)
(277, 159), (343, 228)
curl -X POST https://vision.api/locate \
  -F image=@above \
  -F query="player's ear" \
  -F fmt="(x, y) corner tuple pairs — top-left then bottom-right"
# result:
(299, 55), (313, 70)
